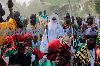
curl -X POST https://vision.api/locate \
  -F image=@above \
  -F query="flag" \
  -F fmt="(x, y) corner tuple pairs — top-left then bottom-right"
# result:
(76, 44), (90, 65)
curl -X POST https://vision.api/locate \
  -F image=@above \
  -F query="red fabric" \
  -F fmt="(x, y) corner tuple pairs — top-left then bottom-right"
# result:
(4, 36), (13, 44)
(24, 42), (32, 47)
(23, 33), (33, 47)
(48, 39), (62, 52)
(66, 63), (69, 66)
(17, 35), (24, 42)
(95, 45), (97, 62)
(12, 44), (16, 49)
(47, 39), (63, 61)
(84, 35), (87, 40)
(24, 33), (33, 41)
(33, 48), (44, 60)
(47, 53), (57, 61)
(24, 42), (28, 47)
(12, 33), (33, 42)
(12, 35), (24, 42)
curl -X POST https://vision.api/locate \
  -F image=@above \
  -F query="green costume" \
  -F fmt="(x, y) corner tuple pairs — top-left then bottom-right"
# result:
(96, 36), (100, 46)
(5, 49), (16, 57)
(39, 60), (56, 66)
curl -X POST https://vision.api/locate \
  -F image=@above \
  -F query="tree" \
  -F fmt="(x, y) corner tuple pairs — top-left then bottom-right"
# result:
(94, 0), (100, 14)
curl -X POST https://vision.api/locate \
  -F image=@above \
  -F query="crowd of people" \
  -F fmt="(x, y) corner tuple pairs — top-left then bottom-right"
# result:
(0, 1), (100, 66)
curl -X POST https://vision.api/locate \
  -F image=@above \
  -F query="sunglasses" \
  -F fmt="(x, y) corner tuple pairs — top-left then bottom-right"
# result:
(52, 17), (57, 20)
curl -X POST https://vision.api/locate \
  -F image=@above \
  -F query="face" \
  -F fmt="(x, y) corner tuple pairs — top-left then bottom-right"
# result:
(87, 38), (95, 45)
(52, 17), (57, 23)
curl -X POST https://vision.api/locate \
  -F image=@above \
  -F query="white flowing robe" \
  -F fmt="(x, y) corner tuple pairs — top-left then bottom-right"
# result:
(40, 14), (64, 53)
(95, 18), (100, 29)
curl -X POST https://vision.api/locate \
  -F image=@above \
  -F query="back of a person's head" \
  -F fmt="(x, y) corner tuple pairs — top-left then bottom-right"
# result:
(87, 38), (96, 45)
(0, 3), (5, 22)
(86, 14), (94, 25)
(0, 3), (2, 8)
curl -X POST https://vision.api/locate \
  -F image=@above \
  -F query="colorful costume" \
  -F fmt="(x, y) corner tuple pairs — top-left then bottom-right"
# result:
(76, 44), (90, 65)
(95, 33), (100, 65)
(40, 39), (71, 66)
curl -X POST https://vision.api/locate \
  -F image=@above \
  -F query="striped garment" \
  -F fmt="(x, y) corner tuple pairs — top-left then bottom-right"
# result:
(76, 44), (90, 65)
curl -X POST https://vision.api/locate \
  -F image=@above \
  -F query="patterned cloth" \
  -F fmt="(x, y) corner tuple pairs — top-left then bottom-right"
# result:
(76, 44), (90, 65)
(39, 60), (56, 66)
(96, 36), (100, 46)
(63, 27), (72, 37)
(0, 58), (7, 66)
(5, 48), (16, 57)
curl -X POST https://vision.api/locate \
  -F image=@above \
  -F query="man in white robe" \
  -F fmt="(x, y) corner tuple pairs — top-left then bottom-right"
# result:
(95, 15), (100, 29)
(40, 14), (64, 53)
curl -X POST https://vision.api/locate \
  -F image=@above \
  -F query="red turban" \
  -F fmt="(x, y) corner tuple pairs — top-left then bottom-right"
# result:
(33, 48), (44, 60)
(12, 35), (24, 42)
(23, 33), (33, 46)
(47, 39), (63, 61)
(48, 39), (62, 52)
(24, 33), (33, 41)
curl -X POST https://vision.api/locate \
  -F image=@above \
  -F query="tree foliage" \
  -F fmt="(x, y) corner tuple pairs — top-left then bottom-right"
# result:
(1, 0), (99, 18)
(94, 0), (100, 14)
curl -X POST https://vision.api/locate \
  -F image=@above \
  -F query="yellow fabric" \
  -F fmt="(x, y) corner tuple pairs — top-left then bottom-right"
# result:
(0, 18), (17, 31)
(0, 22), (7, 37)
(0, 18), (17, 45)
(7, 18), (17, 30)
(0, 36), (5, 45)
(0, 22), (7, 30)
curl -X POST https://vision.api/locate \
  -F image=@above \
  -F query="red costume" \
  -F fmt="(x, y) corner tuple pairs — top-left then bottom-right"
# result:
(47, 39), (63, 61)
(47, 39), (71, 66)
(4, 36), (13, 45)
(24, 33), (33, 46)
